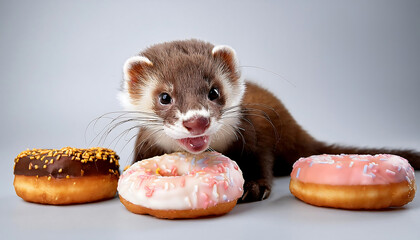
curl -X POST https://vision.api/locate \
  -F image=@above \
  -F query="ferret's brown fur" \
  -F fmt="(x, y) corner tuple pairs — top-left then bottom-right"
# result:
(120, 39), (420, 202)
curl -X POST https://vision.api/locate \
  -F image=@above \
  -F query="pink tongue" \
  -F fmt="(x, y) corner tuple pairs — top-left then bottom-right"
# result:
(179, 136), (209, 152)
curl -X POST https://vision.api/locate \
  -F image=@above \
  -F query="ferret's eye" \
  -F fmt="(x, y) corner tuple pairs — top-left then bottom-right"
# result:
(208, 87), (220, 101)
(159, 93), (172, 105)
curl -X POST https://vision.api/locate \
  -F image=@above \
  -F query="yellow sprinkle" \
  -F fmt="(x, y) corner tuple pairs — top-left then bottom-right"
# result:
(50, 159), (54, 164)
(47, 176), (51, 181)
(80, 170), (84, 176)
(58, 168), (63, 173)
(43, 165), (47, 169)
(56, 155), (61, 160)
(34, 165), (38, 169)
(66, 175), (70, 179)
(156, 167), (161, 175)
(45, 160), (49, 164)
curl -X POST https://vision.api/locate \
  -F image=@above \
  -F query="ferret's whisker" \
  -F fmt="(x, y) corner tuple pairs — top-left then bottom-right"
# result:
(122, 127), (163, 163)
(139, 129), (165, 156)
(239, 65), (296, 88)
(133, 127), (163, 156)
(221, 105), (280, 145)
(218, 123), (239, 142)
(219, 120), (246, 154)
(97, 118), (141, 146)
(102, 120), (163, 147)
(207, 146), (216, 152)
(113, 124), (165, 167)
(108, 125), (143, 150)
(86, 110), (163, 147)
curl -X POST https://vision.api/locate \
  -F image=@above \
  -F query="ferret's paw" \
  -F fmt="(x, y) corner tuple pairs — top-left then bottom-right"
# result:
(239, 180), (271, 203)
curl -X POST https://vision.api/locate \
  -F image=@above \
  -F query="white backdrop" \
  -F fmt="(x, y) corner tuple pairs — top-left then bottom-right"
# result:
(1, 0), (419, 198)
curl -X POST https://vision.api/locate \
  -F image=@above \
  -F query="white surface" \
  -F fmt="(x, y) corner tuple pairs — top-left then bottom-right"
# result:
(1, 0), (420, 196)
(1, 174), (419, 240)
(1, 1), (420, 239)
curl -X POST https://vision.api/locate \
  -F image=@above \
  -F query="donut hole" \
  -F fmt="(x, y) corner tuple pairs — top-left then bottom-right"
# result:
(154, 166), (181, 177)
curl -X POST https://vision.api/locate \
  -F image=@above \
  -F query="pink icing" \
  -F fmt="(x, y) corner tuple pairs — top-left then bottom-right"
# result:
(291, 154), (416, 185)
(118, 152), (244, 210)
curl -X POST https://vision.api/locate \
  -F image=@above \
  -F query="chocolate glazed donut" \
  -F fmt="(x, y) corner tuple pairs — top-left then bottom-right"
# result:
(13, 147), (120, 205)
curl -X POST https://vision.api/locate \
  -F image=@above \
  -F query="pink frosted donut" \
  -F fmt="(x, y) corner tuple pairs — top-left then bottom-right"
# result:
(117, 151), (244, 219)
(290, 154), (416, 209)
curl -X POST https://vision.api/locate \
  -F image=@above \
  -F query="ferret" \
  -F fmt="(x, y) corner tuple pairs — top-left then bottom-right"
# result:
(118, 39), (420, 202)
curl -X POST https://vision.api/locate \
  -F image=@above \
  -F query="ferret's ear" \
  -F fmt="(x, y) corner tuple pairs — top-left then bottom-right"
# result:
(123, 56), (153, 88)
(119, 56), (153, 110)
(212, 45), (244, 107)
(212, 45), (240, 80)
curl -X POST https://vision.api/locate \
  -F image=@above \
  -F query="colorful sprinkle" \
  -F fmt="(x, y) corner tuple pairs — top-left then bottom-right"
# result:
(296, 168), (301, 179)
(363, 165), (368, 174)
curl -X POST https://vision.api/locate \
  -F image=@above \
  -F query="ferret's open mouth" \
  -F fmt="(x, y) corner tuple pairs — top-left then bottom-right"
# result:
(177, 136), (210, 153)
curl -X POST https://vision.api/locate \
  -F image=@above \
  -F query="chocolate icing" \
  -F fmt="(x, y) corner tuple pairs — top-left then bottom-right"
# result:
(14, 147), (120, 178)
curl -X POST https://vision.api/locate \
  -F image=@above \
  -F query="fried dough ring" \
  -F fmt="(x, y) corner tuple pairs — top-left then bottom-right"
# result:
(14, 175), (118, 205)
(119, 196), (237, 219)
(289, 178), (416, 209)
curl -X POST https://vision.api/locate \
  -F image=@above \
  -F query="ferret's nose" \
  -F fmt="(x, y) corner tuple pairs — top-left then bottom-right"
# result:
(183, 116), (210, 135)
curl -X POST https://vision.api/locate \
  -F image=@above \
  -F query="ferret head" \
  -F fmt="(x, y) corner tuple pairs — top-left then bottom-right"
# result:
(118, 39), (245, 154)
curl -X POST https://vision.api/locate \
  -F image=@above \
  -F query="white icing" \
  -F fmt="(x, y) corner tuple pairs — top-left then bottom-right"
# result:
(117, 152), (244, 210)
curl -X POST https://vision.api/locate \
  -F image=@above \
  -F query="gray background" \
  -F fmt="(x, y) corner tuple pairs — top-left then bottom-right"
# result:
(1, 0), (419, 239)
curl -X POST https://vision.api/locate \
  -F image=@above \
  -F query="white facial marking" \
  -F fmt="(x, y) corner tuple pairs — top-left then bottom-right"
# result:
(118, 76), (158, 112)
(157, 45), (245, 152)
(212, 45), (245, 109)
(217, 70), (245, 109)
(153, 131), (183, 153)
(210, 108), (242, 152)
(178, 108), (210, 122)
(163, 108), (215, 139)
(118, 45), (246, 154)
(118, 56), (155, 111)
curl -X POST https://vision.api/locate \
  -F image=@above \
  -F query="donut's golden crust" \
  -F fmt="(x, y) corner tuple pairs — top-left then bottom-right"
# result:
(14, 175), (118, 205)
(119, 196), (237, 219)
(289, 178), (416, 209)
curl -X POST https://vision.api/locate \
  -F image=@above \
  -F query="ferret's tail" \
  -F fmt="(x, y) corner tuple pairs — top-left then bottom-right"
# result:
(318, 144), (420, 170)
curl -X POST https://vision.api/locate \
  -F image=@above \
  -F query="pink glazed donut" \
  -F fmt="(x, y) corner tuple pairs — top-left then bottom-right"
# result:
(289, 154), (416, 209)
(118, 151), (244, 219)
